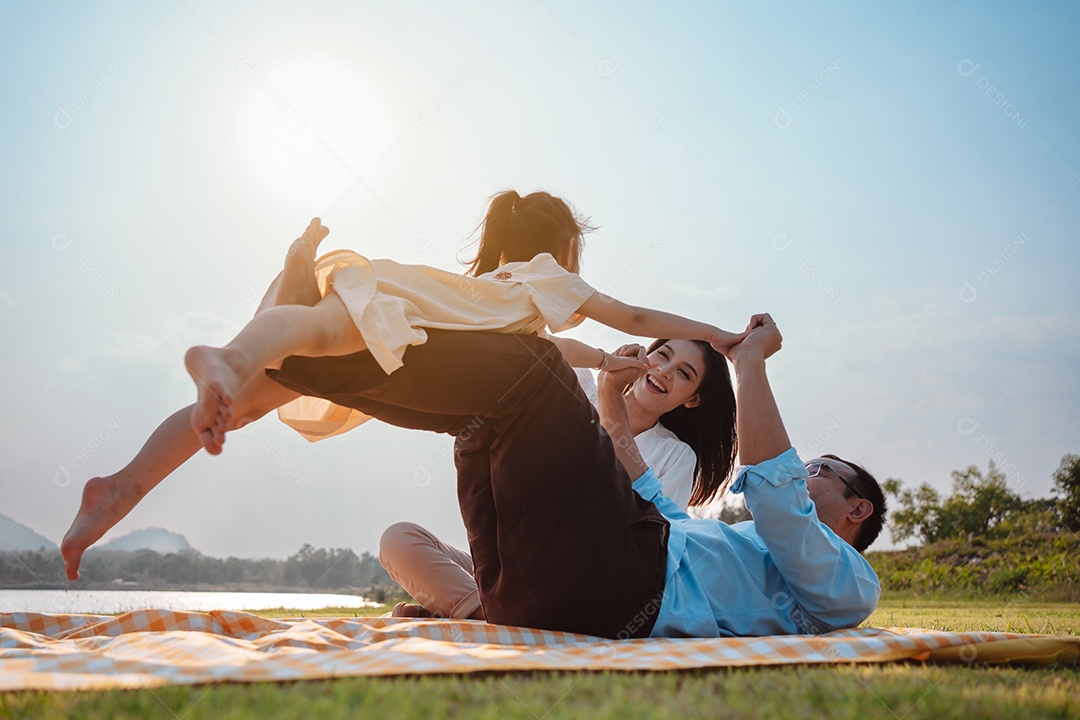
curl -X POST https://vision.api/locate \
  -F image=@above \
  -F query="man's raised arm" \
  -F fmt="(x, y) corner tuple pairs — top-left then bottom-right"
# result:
(728, 314), (880, 630)
(727, 314), (789, 464)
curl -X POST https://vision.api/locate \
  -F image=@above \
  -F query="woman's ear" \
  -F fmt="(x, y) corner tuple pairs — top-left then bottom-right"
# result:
(684, 394), (701, 409)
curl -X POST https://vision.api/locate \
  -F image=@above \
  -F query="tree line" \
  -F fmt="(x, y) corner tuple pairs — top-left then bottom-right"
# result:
(7, 454), (1075, 596)
(0, 543), (399, 601)
(885, 453), (1080, 544)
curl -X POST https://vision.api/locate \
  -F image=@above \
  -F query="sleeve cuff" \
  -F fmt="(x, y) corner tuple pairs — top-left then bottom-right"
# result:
(729, 448), (805, 494)
(631, 467), (662, 500)
(522, 255), (598, 333)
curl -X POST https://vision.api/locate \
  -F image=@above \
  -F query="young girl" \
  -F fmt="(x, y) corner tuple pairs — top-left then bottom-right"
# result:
(186, 190), (745, 454)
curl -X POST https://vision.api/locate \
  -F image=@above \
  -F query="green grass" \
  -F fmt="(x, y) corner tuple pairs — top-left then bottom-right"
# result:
(2, 596), (1078, 720)
(867, 596), (1080, 635)
(4, 665), (1078, 720)
(259, 597), (1080, 635)
(237, 604), (393, 618)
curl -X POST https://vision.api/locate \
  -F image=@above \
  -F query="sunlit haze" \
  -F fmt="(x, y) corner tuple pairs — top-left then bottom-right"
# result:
(1, 2), (1077, 557)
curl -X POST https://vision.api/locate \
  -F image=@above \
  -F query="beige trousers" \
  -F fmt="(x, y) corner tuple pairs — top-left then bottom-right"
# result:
(379, 522), (485, 619)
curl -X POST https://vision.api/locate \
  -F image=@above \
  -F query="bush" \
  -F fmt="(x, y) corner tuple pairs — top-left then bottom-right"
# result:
(987, 567), (1029, 593)
(866, 532), (1080, 599)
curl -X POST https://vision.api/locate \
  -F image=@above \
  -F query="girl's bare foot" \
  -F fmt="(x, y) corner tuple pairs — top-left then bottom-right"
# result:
(184, 345), (243, 454)
(279, 218), (330, 307)
(61, 476), (139, 581)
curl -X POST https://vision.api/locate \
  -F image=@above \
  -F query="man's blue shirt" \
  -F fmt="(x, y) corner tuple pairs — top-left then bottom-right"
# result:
(632, 448), (881, 637)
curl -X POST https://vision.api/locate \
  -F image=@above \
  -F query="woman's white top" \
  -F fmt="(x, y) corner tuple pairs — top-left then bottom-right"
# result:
(635, 422), (697, 511)
(574, 370), (697, 511)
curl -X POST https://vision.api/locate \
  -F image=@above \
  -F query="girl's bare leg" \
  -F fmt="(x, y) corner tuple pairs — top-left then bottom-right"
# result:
(277, 217), (328, 307)
(62, 223), (331, 581)
(61, 373), (301, 580)
(185, 292), (365, 455)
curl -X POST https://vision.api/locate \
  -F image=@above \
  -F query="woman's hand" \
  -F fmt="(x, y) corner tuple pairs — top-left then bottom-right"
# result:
(600, 346), (650, 374)
(597, 344), (650, 396)
(596, 344), (650, 480)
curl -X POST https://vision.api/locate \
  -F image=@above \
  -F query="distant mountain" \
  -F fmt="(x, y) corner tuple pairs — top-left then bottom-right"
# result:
(97, 527), (201, 555)
(0, 514), (58, 552)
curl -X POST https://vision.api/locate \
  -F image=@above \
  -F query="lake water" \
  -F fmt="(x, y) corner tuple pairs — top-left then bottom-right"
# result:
(0, 589), (380, 615)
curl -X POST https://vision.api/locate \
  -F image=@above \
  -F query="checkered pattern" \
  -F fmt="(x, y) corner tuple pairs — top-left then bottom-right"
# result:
(1, 610), (1076, 691)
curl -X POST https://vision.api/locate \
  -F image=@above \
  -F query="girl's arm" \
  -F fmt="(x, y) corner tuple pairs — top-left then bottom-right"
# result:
(576, 292), (745, 355)
(547, 336), (649, 373)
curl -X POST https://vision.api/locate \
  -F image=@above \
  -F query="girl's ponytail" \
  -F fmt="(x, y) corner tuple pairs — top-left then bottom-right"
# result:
(465, 189), (591, 277)
(466, 190), (521, 276)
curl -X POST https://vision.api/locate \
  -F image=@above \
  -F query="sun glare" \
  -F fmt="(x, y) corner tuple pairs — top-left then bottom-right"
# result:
(232, 57), (392, 210)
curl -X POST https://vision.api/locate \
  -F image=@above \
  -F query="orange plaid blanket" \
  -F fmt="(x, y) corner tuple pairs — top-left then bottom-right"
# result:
(1, 610), (1076, 691)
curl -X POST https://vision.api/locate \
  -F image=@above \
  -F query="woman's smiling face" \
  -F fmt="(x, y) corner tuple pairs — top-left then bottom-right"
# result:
(630, 339), (707, 414)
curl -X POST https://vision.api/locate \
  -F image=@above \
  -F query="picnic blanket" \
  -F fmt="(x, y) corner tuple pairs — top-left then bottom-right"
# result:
(1, 610), (1077, 692)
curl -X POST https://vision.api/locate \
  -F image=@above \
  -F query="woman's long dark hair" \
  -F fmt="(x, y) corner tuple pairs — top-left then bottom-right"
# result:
(647, 339), (738, 506)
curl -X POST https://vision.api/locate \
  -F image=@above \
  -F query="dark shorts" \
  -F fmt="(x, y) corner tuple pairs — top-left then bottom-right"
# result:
(268, 330), (669, 638)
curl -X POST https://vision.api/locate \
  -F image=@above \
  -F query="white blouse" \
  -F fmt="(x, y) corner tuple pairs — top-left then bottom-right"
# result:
(574, 370), (697, 511)
(276, 252), (597, 440)
(634, 422), (697, 511)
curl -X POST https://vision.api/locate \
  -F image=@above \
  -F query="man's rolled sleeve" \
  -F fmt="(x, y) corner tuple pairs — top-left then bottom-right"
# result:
(729, 447), (806, 494)
(632, 468), (691, 521)
(730, 447), (880, 630)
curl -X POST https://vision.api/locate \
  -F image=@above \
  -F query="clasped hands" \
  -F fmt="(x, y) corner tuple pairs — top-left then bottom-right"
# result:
(597, 313), (783, 395)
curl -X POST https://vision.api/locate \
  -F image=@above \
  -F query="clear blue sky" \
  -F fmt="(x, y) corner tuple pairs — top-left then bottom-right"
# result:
(1, 1), (1077, 556)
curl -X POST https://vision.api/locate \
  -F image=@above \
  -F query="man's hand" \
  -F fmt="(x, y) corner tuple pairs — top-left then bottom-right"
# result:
(728, 313), (783, 366)
(710, 327), (750, 359)
(729, 313), (791, 466)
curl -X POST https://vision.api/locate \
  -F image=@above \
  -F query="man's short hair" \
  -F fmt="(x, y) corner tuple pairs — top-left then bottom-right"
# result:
(822, 453), (887, 553)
